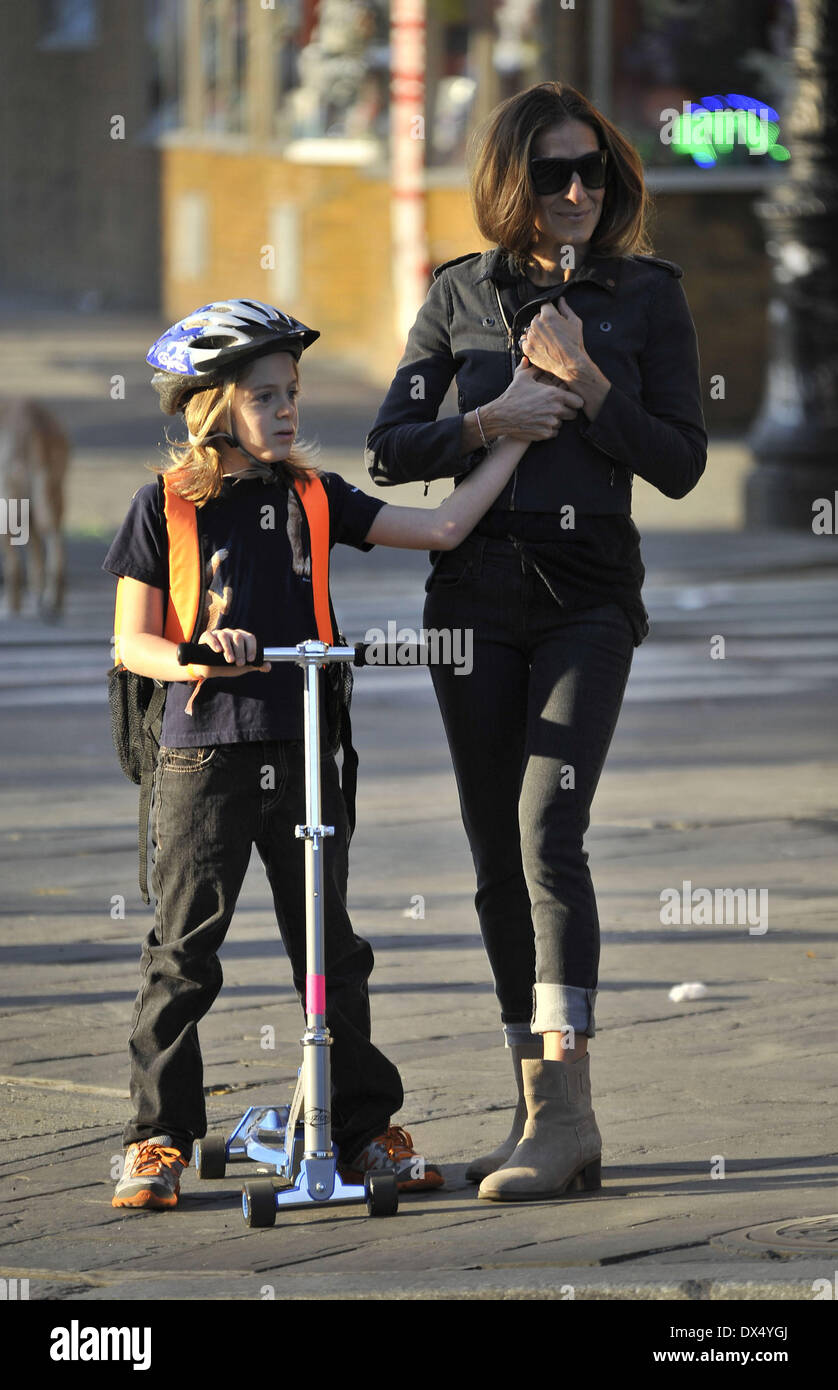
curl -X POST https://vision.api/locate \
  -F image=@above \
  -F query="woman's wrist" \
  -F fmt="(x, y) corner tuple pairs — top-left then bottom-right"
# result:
(474, 398), (502, 439)
(563, 357), (612, 421)
(461, 401), (502, 455)
(576, 370), (612, 422)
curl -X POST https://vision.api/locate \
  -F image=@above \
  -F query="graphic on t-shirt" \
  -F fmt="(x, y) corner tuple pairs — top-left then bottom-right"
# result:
(286, 491), (311, 580)
(201, 547), (231, 634)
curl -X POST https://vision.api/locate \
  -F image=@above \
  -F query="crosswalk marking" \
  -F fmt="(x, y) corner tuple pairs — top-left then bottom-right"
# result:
(2, 573), (837, 708)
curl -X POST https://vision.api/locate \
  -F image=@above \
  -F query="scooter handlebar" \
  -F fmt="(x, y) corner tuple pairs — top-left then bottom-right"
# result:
(176, 642), (252, 668)
(176, 640), (431, 669)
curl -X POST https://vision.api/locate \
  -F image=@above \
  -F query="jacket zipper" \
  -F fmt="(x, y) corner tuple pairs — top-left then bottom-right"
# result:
(496, 278), (582, 511)
(494, 284), (519, 510)
(505, 277), (616, 489)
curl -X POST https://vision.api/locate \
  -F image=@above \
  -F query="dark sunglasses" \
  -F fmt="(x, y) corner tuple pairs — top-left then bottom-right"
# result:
(529, 149), (608, 196)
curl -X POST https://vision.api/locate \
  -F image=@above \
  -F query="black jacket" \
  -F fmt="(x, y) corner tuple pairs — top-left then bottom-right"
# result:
(365, 247), (708, 514)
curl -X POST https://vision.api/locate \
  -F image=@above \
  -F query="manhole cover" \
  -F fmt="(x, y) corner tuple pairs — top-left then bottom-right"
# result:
(712, 1215), (838, 1257)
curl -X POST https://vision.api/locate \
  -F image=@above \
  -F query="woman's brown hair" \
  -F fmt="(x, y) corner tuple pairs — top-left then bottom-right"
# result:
(148, 353), (321, 505)
(469, 81), (655, 272)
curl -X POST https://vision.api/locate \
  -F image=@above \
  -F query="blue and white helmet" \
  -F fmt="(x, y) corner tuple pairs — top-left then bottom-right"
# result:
(147, 298), (320, 414)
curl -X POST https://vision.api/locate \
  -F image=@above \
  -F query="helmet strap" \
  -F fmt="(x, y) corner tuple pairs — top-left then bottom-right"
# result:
(186, 417), (278, 480)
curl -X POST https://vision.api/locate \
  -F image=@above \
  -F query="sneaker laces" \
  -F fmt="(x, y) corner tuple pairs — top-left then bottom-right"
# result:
(378, 1126), (416, 1163)
(129, 1142), (185, 1177)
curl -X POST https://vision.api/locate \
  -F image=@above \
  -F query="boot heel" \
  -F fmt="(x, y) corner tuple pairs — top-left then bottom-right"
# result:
(568, 1157), (601, 1193)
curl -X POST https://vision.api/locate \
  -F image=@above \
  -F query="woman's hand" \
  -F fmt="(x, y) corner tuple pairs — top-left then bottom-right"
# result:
(519, 299), (612, 422)
(190, 628), (271, 679)
(519, 298), (588, 379)
(480, 360), (584, 441)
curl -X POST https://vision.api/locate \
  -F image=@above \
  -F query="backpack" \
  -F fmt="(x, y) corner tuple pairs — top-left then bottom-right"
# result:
(107, 472), (358, 904)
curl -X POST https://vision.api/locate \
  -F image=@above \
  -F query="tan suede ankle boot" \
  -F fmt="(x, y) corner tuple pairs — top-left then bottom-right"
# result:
(477, 1054), (601, 1201)
(464, 1038), (543, 1183)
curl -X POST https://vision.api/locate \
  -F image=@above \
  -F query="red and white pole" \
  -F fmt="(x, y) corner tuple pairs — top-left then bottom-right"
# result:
(390, 0), (430, 348)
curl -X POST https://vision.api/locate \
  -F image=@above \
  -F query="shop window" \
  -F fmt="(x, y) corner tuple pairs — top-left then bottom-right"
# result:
(277, 0), (390, 145)
(612, 0), (796, 170)
(145, 0), (182, 136)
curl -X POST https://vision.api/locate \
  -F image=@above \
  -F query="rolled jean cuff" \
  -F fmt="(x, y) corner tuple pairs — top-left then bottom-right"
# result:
(532, 984), (597, 1039)
(503, 1022), (539, 1049)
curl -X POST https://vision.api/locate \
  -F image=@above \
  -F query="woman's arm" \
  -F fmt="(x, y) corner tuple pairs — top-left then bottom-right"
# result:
(574, 274), (707, 497)
(362, 364), (580, 550)
(364, 273), (466, 487)
(522, 280), (707, 499)
(365, 271), (582, 486)
(117, 579), (270, 683)
(459, 366), (586, 450)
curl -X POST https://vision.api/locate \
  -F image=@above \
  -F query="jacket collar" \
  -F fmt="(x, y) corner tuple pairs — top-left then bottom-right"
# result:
(474, 246), (622, 295)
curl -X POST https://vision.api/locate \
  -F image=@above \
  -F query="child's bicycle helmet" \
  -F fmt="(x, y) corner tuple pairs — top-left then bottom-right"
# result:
(147, 298), (320, 416)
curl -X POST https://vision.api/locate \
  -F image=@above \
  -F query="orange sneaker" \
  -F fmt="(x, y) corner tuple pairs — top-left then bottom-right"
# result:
(112, 1136), (188, 1210)
(339, 1125), (444, 1192)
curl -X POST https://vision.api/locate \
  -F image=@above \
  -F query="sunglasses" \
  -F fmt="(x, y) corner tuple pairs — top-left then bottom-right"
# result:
(529, 149), (608, 196)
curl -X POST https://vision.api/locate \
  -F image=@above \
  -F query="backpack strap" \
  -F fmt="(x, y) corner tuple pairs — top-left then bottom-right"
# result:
(137, 474), (178, 904)
(161, 475), (203, 642)
(291, 474), (334, 642)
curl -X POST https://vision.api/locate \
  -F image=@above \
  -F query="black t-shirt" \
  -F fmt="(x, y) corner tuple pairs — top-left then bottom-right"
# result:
(102, 470), (386, 744)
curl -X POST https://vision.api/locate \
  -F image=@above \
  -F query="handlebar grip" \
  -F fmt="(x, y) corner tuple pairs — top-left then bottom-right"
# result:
(176, 641), (265, 668)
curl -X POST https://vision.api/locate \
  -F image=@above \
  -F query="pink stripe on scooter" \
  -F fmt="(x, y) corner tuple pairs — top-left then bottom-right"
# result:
(306, 973), (326, 1015)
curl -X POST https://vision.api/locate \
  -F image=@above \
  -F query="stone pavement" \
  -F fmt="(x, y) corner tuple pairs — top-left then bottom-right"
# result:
(1, 311), (837, 1315)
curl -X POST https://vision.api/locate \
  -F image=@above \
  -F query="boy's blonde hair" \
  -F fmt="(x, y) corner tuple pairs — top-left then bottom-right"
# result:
(149, 354), (321, 505)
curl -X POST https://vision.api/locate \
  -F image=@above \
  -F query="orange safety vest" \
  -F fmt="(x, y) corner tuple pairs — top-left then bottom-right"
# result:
(113, 470), (336, 667)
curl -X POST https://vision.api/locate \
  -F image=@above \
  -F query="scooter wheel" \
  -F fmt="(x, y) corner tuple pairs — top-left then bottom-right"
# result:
(242, 1179), (277, 1228)
(194, 1134), (227, 1180)
(364, 1172), (399, 1217)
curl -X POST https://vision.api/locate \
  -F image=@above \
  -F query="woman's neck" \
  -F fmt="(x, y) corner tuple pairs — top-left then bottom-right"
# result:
(525, 244), (587, 287)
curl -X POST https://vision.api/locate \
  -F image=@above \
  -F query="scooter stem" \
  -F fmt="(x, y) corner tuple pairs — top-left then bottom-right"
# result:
(296, 642), (335, 1164)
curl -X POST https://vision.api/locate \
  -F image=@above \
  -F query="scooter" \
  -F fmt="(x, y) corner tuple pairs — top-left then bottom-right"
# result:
(175, 636), (422, 1227)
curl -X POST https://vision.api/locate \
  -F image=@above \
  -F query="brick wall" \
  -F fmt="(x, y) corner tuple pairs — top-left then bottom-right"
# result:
(0, 0), (160, 309)
(161, 146), (772, 426)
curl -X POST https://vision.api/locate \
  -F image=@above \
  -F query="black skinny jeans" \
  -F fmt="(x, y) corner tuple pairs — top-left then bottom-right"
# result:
(123, 739), (403, 1162)
(423, 533), (635, 1041)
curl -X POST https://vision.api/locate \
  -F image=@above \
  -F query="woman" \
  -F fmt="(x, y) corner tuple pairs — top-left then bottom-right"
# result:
(365, 82), (707, 1201)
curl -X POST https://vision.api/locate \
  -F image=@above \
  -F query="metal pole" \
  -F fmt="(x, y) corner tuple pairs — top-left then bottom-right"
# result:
(299, 654), (333, 1162)
(390, 0), (430, 347)
(467, 0), (500, 131)
(744, 0), (838, 527)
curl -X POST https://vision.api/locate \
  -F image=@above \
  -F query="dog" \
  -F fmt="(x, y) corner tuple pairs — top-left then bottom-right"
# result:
(0, 400), (69, 618)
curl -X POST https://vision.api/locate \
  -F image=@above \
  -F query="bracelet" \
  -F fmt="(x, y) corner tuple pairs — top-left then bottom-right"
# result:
(186, 663), (201, 681)
(474, 406), (489, 449)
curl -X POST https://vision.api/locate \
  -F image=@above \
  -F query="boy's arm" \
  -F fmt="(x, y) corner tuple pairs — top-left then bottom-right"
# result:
(117, 579), (270, 682)
(362, 430), (531, 551)
(364, 359), (581, 550)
